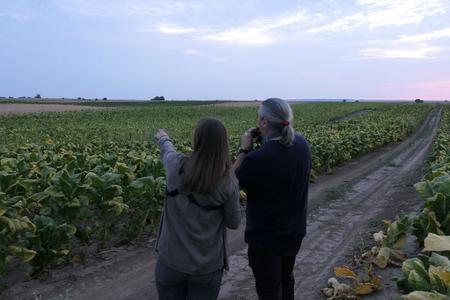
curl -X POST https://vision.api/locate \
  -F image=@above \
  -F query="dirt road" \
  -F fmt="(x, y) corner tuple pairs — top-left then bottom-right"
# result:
(2, 108), (441, 300)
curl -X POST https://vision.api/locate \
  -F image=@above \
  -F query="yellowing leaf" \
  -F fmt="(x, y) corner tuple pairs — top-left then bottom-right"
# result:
(334, 266), (358, 281)
(20, 248), (37, 262)
(393, 234), (407, 249)
(59, 249), (70, 256)
(321, 287), (334, 297)
(354, 283), (378, 295)
(239, 191), (247, 202)
(429, 265), (450, 286)
(46, 138), (54, 145)
(0, 207), (6, 216)
(401, 291), (450, 300)
(423, 233), (450, 252)
(8, 246), (37, 263)
(374, 247), (390, 268)
(371, 275), (382, 288)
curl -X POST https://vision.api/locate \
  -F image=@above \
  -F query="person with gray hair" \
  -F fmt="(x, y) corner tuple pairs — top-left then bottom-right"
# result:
(233, 98), (311, 300)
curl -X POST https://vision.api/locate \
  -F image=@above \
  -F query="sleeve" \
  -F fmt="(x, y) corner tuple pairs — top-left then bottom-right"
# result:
(223, 182), (242, 230)
(235, 154), (259, 189)
(157, 136), (182, 170)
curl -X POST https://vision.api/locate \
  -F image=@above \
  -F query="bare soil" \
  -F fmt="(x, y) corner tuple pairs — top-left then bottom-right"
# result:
(214, 101), (302, 107)
(327, 109), (371, 123)
(0, 104), (101, 115)
(1, 109), (441, 300)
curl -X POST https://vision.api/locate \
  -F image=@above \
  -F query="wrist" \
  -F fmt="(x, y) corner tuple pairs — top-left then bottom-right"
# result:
(238, 147), (251, 154)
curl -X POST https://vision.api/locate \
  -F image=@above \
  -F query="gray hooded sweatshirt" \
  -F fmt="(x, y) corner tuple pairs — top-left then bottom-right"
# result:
(156, 136), (242, 274)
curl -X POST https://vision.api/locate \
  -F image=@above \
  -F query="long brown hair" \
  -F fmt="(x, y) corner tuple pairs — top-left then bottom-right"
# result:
(183, 117), (232, 194)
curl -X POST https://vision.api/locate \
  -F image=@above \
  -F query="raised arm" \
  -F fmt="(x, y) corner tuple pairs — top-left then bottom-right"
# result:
(154, 129), (179, 169)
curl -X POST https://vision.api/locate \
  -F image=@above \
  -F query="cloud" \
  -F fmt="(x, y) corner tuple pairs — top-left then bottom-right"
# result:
(183, 49), (226, 62)
(50, 0), (192, 18)
(152, 9), (315, 46)
(203, 10), (312, 45)
(309, 0), (448, 33)
(154, 23), (199, 34)
(360, 45), (444, 59)
(398, 27), (450, 43)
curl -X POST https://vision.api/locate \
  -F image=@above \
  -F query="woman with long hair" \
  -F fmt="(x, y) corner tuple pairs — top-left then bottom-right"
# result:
(154, 117), (241, 300)
(233, 98), (311, 300)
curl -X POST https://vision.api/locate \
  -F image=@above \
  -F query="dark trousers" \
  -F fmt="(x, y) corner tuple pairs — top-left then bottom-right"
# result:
(155, 259), (223, 300)
(248, 242), (301, 300)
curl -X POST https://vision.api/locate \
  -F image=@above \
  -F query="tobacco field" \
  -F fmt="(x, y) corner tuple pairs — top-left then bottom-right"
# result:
(0, 101), (435, 277)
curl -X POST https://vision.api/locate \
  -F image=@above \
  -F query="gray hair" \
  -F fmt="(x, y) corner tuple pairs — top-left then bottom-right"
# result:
(258, 98), (295, 146)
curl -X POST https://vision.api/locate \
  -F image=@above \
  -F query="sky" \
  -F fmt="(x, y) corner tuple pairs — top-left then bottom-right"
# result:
(1, 0), (450, 100)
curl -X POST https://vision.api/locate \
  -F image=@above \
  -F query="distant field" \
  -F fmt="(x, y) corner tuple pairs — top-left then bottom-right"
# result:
(0, 104), (102, 114)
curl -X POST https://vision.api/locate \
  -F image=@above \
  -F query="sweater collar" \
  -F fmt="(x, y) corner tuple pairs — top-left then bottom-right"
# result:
(262, 132), (281, 144)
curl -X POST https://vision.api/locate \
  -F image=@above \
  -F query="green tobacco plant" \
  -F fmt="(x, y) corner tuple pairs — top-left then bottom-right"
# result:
(26, 215), (76, 275)
(413, 174), (450, 244)
(362, 215), (411, 269)
(397, 253), (450, 296)
(0, 192), (36, 274)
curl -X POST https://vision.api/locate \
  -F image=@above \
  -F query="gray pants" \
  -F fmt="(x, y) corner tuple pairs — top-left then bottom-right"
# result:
(155, 259), (223, 300)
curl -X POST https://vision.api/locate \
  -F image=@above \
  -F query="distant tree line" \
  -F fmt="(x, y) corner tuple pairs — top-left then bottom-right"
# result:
(151, 96), (165, 101)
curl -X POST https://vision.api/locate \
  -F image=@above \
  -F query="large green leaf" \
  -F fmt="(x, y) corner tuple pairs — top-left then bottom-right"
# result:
(44, 186), (64, 198)
(415, 181), (435, 200)
(430, 253), (450, 269)
(403, 258), (430, 282)
(408, 270), (431, 291)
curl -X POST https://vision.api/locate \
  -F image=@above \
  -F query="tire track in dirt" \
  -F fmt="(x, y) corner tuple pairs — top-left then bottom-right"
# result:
(218, 108), (442, 299)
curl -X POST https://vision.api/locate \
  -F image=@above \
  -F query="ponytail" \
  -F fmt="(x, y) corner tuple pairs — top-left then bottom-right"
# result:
(259, 98), (295, 146)
(280, 124), (295, 146)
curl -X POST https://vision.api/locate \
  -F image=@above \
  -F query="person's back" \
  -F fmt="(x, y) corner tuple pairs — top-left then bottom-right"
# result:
(233, 98), (311, 300)
(154, 117), (242, 300)
(238, 134), (310, 249)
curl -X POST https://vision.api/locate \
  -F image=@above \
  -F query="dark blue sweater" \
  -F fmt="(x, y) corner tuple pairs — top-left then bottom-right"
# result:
(236, 134), (311, 248)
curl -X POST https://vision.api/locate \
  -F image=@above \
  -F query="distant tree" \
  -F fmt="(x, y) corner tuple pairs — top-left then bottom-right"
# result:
(151, 96), (165, 101)
(8, 96), (13, 99)
(35, 94), (41, 99)
(415, 98), (424, 103)
(445, 100), (449, 102)
(77, 97), (82, 100)
(342, 99), (347, 103)
(355, 100), (360, 103)
(102, 97), (107, 101)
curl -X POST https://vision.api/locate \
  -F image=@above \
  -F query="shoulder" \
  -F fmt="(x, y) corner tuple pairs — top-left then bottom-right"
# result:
(294, 134), (310, 148)
(166, 153), (188, 175)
